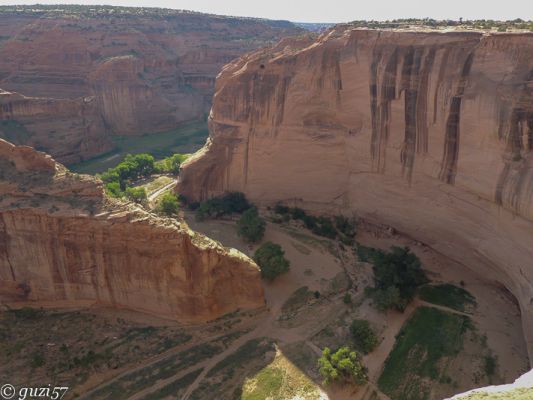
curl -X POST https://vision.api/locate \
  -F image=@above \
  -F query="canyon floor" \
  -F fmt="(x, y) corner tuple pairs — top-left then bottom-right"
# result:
(1, 206), (529, 400)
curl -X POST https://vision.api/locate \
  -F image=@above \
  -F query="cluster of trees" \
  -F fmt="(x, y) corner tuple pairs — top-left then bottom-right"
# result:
(318, 346), (367, 386)
(253, 242), (290, 281)
(99, 153), (185, 202)
(194, 192), (251, 221)
(364, 246), (428, 311)
(273, 204), (356, 244)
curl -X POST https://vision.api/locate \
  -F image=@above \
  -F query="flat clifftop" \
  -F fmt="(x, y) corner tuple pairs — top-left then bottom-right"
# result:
(179, 28), (533, 359)
(0, 6), (302, 163)
(0, 138), (264, 321)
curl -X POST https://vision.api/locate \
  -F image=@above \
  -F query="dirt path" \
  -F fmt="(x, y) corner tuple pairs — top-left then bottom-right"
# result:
(147, 179), (177, 205)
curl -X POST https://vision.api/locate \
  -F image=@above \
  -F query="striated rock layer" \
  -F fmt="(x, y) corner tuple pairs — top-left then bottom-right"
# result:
(0, 6), (302, 163)
(179, 29), (533, 358)
(0, 138), (264, 321)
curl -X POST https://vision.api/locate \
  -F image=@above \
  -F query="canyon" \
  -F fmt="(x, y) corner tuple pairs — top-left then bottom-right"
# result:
(0, 138), (264, 321)
(179, 27), (533, 361)
(0, 5), (301, 164)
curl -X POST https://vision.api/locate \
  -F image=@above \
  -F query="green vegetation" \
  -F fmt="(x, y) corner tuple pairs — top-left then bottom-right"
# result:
(378, 307), (474, 400)
(365, 246), (428, 311)
(418, 283), (477, 312)
(347, 18), (533, 31)
(100, 153), (155, 195)
(195, 192), (251, 220)
(70, 121), (207, 174)
(350, 319), (378, 354)
(154, 153), (187, 175)
(157, 193), (180, 216)
(317, 346), (367, 386)
(343, 293), (352, 304)
(254, 242), (290, 281)
(124, 187), (147, 204)
(457, 388), (533, 400)
(483, 353), (498, 378)
(273, 204), (356, 244)
(237, 207), (266, 243)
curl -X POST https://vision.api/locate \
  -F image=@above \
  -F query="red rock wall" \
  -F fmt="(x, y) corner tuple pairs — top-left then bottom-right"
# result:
(0, 8), (302, 163)
(0, 139), (264, 321)
(179, 29), (533, 357)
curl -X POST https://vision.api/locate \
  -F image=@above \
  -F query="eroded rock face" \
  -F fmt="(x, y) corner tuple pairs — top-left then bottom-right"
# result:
(179, 29), (533, 357)
(0, 138), (264, 321)
(0, 7), (302, 163)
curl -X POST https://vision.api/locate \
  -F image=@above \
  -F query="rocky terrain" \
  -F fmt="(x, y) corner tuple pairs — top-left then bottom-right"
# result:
(0, 5), (302, 163)
(0, 138), (264, 321)
(178, 28), (533, 361)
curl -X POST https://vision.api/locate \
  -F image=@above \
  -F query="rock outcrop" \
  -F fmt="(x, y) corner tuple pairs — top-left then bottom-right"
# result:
(179, 29), (533, 358)
(0, 5), (302, 163)
(0, 138), (264, 321)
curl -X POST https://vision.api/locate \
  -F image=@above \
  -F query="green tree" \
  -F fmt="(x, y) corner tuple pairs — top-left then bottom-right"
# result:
(158, 193), (179, 216)
(318, 346), (367, 386)
(253, 242), (290, 281)
(105, 182), (122, 198)
(373, 246), (428, 303)
(350, 319), (379, 354)
(125, 187), (147, 204)
(373, 286), (403, 312)
(237, 207), (266, 243)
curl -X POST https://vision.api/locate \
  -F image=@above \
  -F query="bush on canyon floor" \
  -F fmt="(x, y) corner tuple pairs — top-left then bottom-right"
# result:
(125, 187), (147, 204)
(158, 193), (180, 216)
(366, 246), (428, 311)
(237, 207), (266, 243)
(318, 346), (367, 386)
(350, 319), (379, 354)
(195, 192), (251, 220)
(254, 242), (290, 281)
(273, 204), (357, 243)
(101, 153), (155, 192)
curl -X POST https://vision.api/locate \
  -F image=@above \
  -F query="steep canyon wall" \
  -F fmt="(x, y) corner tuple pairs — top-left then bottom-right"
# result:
(179, 29), (533, 358)
(0, 138), (264, 321)
(0, 6), (302, 163)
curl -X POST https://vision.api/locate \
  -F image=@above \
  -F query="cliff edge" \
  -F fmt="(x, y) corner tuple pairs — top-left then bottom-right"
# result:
(179, 29), (533, 358)
(0, 138), (264, 321)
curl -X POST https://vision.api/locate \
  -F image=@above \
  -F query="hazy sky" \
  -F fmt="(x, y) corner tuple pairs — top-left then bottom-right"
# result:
(0, 0), (531, 22)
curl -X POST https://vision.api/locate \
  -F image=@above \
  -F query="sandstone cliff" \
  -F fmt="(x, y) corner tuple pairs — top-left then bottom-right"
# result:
(179, 29), (533, 358)
(0, 5), (302, 163)
(0, 138), (264, 321)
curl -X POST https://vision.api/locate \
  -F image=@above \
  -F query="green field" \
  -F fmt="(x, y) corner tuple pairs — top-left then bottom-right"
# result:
(378, 307), (474, 400)
(457, 388), (533, 400)
(418, 284), (477, 312)
(69, 121), (208, 174)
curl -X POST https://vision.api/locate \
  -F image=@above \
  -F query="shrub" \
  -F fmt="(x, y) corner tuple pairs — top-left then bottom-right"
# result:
(104, 182), (122, 198)
(254, 242), (290, 281)
(318, 346), (367, 386)
(195, 192), (251, 220)
(343, 293), (352, 304)
(350, 319), (379, 354)
(372, 286), (404, 312)
(125, 187), (147, 204)
(237, 207), (266, 243)
(158, 193), (179, 216)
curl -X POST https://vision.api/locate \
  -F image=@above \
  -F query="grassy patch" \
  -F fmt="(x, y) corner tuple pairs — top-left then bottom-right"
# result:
(418, 284), (476, 312)
(70, 120), (207, 174)
(457, 388), (533, 400)
(378, 307), (474, 400)
(137, 175), (174, 195)
(242, 349), (322, 400)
